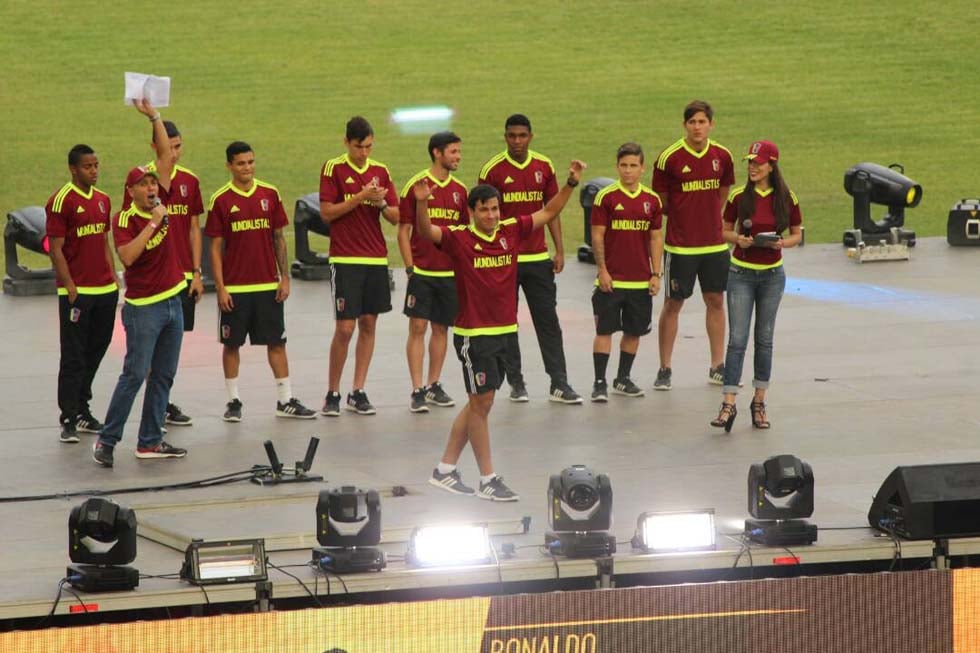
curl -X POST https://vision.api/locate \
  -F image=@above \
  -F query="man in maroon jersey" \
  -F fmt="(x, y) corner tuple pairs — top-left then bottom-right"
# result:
(46, 144), (118, 444)
(207, 141), (316, 422)
(478, 114), (581, 405)
(415, 159), (587, 502)
(589, 143), (664, 402)
(396, 131), (469, 413)
(94, 151), (189, 467)
(319, 116), (400, 416)
(652, 100), (735, 391)
(123, 119), (205, 428)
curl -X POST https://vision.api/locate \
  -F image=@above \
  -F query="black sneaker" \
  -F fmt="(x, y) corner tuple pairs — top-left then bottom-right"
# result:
(60, 420), (80, 444)
(75, 411), (103, 434)
(223, 398), (243, 422)
(410, 388), (430, 413)
(549, 381), (583, 404)
(276, 398), (317, 419)
(424, 381), (455, 407)
(428, 468), (475, 496)
(477, 475), (520, 502)
(708, 364), (725, 386)
(509, 382), (529, 403)
(654, 367), (672, 391)
(612, 377), (645, 397)
(591, 379), (609, 403)
(92, 442), (114, 467)
(346, 390), (376, 415)
(135, 440), (187, 459)
(165, 402), (193, 426)
(321, 392), (341, 417)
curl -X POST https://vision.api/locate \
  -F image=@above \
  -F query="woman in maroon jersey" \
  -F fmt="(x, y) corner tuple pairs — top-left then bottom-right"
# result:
(711, 140), (802, 432)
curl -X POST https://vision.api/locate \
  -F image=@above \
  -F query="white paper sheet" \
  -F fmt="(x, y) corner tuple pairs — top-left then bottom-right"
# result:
(124, 72), (171, 107)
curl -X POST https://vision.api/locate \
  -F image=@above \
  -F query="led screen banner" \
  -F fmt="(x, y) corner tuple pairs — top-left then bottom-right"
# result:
(7, 569), (980, 652)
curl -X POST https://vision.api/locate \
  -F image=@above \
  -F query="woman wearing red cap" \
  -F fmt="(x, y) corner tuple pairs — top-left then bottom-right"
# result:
(710, 140), (802, 431)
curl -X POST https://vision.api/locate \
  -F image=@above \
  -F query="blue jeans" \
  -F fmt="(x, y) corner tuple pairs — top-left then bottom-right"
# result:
(723, 264), (785, 395)
(99, 296), (184, 449)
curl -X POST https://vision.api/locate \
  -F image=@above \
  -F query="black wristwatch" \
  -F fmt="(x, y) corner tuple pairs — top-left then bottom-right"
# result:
(566, 177), (580, 188)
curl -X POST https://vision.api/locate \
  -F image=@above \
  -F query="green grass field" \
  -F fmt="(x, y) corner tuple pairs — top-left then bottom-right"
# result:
(2, 0), (978, 271)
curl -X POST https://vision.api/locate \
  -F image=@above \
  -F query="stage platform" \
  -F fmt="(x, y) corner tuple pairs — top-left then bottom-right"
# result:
(2, 236), (980, 620)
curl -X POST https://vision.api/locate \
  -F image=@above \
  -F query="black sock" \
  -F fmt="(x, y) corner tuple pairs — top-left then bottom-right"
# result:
(617, 352), (636, 380)
(593, 352), (609, 382)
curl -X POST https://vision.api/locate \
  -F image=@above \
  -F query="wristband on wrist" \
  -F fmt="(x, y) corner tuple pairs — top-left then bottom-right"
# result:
(566, 177), (580, 188)
(149, 113), (161, 122)
(378, 200), (388, 211)
(651, 271), (663, 278)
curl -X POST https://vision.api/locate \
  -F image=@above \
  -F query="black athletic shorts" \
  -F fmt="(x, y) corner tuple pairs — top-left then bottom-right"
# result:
(403, 274), (458, 326)
(453, 332), (519, 395)
(180, 279), (198, 332)
(592, 287), (653, 336)
(219, 290), (286, 347)
(331, 263), (392, 320)
(664, 249), (730, 300)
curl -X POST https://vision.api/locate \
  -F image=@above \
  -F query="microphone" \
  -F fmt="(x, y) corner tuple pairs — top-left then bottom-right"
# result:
(741, 218), (753, 237)
(151, 197), (168, 226)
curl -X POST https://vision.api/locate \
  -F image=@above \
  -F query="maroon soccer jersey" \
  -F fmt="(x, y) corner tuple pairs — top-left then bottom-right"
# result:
(45, 183), (116, 294)
(123, 163), (204, 275)
(205, 180), (288, 291)
(112, 205), (186, 304)
(399, 170), (469, 275)
(439, 215), (534, 336)
(725, 186), (802, 268)
(319, 155), (398, 264)
(652, 139), (735, 252)
(478, 151), (559, 261)
(591, 182), (663, 286)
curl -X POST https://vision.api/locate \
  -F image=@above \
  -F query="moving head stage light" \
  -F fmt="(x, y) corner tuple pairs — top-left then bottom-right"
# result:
(745, 454), (817, 546)
(842, 162), (921, 253)
(577, 177), (615, 263)
(291, 193), (332, 281)
(67, 498), (139, 592)
(313, 486), (386, 573)
(4, 206), (56, 296)
(545, 465), (615, 557)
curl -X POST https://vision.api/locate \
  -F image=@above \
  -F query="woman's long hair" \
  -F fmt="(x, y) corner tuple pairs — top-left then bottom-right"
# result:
(737, 161), (791, 233)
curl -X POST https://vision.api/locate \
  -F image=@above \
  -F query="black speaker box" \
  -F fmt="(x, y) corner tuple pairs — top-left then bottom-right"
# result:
(947, 199), (980, 246)
(868, 462), (980, 539)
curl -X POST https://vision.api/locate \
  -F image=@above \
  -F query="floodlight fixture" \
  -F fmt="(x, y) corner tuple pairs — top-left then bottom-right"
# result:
(632, 509), (717, 553)
(545, 465), (616, 557)
(4, 206), (56, 296)
(67, 497), (139, 592)
(577, 177), (616, 263)
(390, 106), (454, 135)
(405, 524), (493, 567)
(745, 454), (817, 546)
(842, 162), (920, 247)
(180, 539), (268, 585)
(291, 193), (332, 280)
(312, 486), (386, 573)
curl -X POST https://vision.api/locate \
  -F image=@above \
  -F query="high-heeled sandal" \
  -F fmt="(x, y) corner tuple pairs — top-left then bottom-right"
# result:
(710, 402), (737, 433)
(750, 400), (770, 429)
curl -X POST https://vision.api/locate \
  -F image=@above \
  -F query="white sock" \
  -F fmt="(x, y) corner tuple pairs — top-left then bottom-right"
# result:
(225, 377), (240, 402)
(480, 473), (497, 485)
(436, 462), (456, 475)
(275, 377), (292, 404)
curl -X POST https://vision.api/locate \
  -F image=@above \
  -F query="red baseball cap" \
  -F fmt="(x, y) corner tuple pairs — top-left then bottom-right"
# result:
(124, 165), (158, 187)
(744, 140), (779, 165)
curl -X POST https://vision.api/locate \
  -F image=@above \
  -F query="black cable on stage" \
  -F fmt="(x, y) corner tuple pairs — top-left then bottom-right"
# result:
(268, 561), (322, 607)
(37, 578), (68, 628)
(0, 466), (274, 503)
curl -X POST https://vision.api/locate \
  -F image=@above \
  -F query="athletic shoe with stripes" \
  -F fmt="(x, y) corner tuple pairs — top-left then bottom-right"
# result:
(428, 468), (475, 496)
(424, 381), (455, 407)
(135, 440), (187, 459)
(276, 398), (317, 419)
(612, 377), (645, 397)
(75, 411), (104, 434)
(549, 381), (583, 404)
(708, 364), (725, 386)
(346, 390), (376, 415)
(478, 475), (520, 502)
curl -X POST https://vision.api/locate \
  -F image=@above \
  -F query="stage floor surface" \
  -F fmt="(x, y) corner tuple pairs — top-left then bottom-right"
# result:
(3, 237), (980, 618)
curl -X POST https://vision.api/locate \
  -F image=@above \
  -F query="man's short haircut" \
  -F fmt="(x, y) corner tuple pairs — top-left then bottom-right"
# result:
(504, 114), (532, 131)
(467, 184), (501, 209)
(225, 141), (253, 163)
(68, 144), (95, 167)
(684, 100), (714, 122)
(617, 142), (644, 163)
(346, 116), (374, 142)
(428, 131), (462, 161)
(152, 120), (181, 143)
